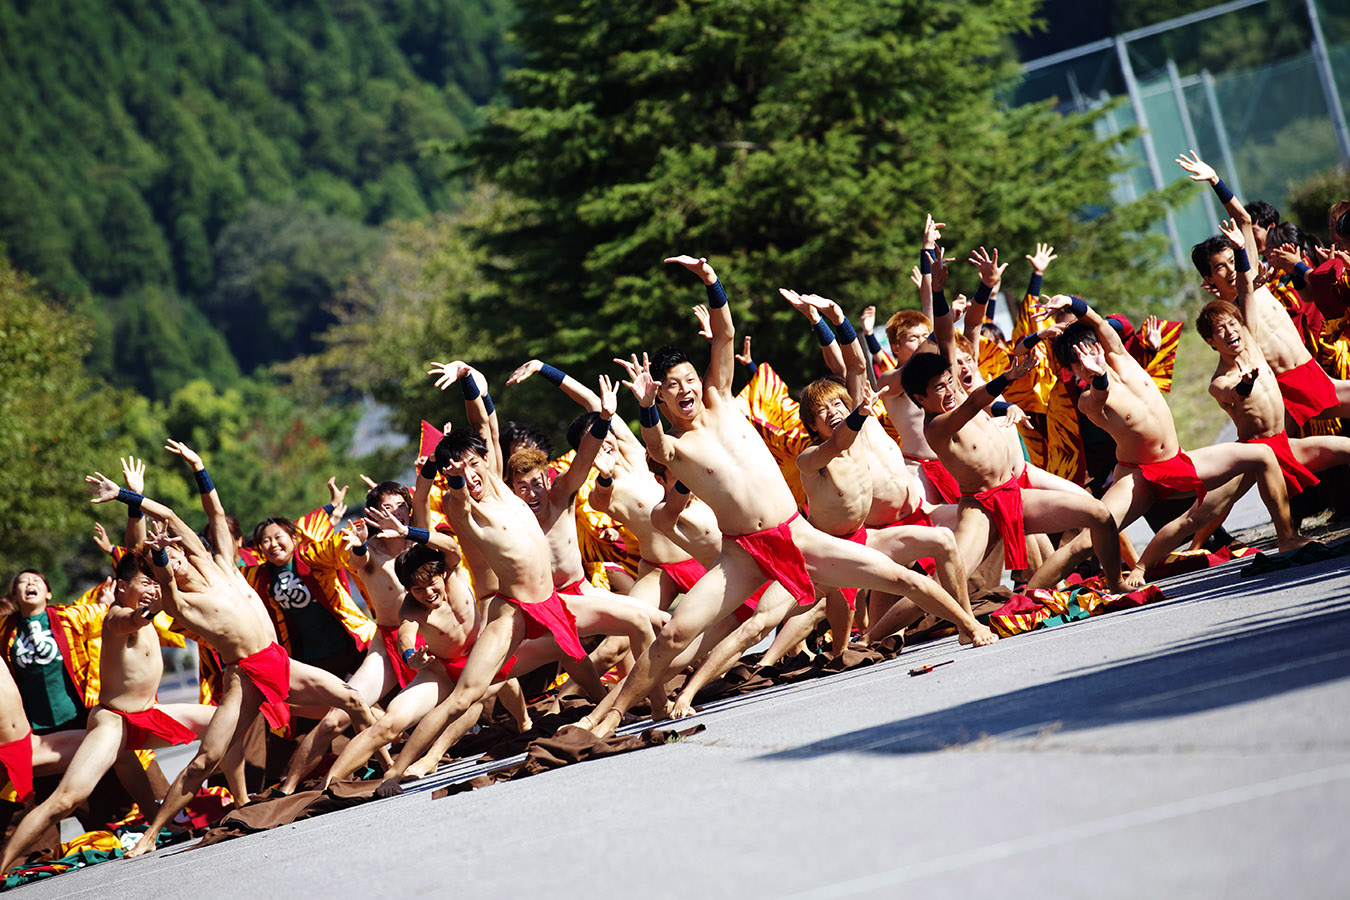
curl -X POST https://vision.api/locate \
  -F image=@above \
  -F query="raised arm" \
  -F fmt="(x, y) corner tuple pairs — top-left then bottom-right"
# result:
(929, 243), (957, 362)
(506, 359), (602, 412)
(552, 375), (618, 500)
(119, 456), (147, 548)
(928, 353), (1037, 443)
(665, 255), (734, 397)
(965, 246), (1006, 351)
(366, 505), (462, 570)
(411, 453), (436, 529)
(795, 386), (883, 471)
(164, 439), (234, 569)
(1177, 150), (1256, 256)
(429, 361), (501, 475)
(806, 293), (868, 402)
(1219, 216), (1257, 307)
(780, 288), (845, 377)
(615, 352), (677, 466)
(85, 472), (211, 563)
(1039, 294), (1129, 361)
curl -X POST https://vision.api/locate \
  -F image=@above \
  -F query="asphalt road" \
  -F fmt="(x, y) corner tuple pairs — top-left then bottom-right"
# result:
(25, 537), (1350, 899)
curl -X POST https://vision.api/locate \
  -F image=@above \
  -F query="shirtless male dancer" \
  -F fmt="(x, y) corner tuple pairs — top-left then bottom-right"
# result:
(1198, 298), (1350, 495)
(1, 549), (217, 874)
(83, 475), (376, 858)
(587, 254), (996, 738)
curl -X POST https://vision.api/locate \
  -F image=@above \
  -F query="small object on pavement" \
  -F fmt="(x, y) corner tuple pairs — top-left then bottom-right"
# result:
(908, 659), (955, 676)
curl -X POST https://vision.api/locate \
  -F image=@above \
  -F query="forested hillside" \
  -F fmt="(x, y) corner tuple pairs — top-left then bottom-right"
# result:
(0, 0), (514, 390)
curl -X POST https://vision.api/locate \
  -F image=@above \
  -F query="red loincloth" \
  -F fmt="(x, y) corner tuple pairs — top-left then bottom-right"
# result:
(0, 731), (34, 802)
(379, 623), (423, 690)
(647, 557), (707, 594)
(494, 591), (586, 659)
(725, 512), (816, 606)
(235, 642), (292, 731)
(1120, 450), (1206, 504)
(1243, 431), (1320, 495)
(439, 651), (519, 684)
(965, 469), (1031, 570)
(913, 456), (961, 504)
(1274, 358), (1339, 426)
(557, 578), (587, 596)
(834, 525), (870, 610)
(113, 706), (198, 750)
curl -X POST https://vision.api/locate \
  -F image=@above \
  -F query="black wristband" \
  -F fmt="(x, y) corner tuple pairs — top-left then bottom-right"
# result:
(483, 392), (495, 416)
(812, 318), (837, 346)
(446, 474), (465, 490)
(1213, 179), (1235, 204)
(836, 316), (857, 345)
(991, 401), (1011, 416)
(539, 363), (565, 386)
(865, 333), (882, 355)
(152, 547), (169, 567)
(116, 488), (144, 513)
(1293, 261), (1311, 289)
(323, 502), (335, 515)
(985, 374), (1010, 397)
(406, 526), (430, 544)
(194, 468), (214, 495)
(128, 508), (144, 520)
(352, 542), (368, 557)
(707, 279), (729, 310)
(595, 473), (613, 487)
(1069, 296), (1088, 317)
(844, 406), (867, 431)
(920, 248), (935, 274)
(460, 376), (481, 401)
(1027, 273), (1043, 298)
(1233, 247), (1250, 273)
(1020, 333), (1042, 350)
(639, 404), (661, 428)
(420, 457), (439, 480)
(590, 416), (611, 439)
(972, 282), (992, 307)
(932, 289), (950, 318)
(1091, 373), (1109, 391)
(674, 480), (690, 494)
(1235, 378), (1254, 397)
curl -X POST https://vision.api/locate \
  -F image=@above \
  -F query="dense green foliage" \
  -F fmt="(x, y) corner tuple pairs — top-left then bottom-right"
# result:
(434, 0), (1184, 429)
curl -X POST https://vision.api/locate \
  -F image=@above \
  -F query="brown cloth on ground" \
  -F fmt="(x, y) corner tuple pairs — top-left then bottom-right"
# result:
(432, 724), (706, 798)
(193, 781), (381, 848)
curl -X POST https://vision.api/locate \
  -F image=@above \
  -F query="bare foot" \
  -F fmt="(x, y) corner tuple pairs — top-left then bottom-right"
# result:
(1123, 566), (1146, 589)
(1277, 535), (1315, 555)
(374, 777), (404, 798)
(516, 715), (533, 734)
(588, 710), (621, 738)
(402, 758), (437, 780)
(123, 833), (157, 859)
(669, 699), (696, 719)
(958, 631), (972, 646)
(960, 622), (999, 647)
(648, 692), (670, 722)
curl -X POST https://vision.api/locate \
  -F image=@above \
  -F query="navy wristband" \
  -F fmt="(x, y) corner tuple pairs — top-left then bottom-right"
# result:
(538, 363), (565, 386)
(460, 376), (481, 401)
(865, 333), (882, 355)
(812, 318), (837, 346)
(128, 508), (144, 520)
(986, 294), (997, 319)
(1027, 273), (1043, 298)
(194, 468), (214, 495)
(590, 416), (611, 440)
(1212, 179), (1235, 204)
(323, 503), (335, 515)
(932, 289), (950, 318)
(991, 401), (1011, 416)
(844, 406), (867, 431)
(420, 457), (439, 480)
(1091, 373), (1109, 391)
(595, 474), (613, 487)
(116, 488), (144, 513)
(985, 374), (1010, 397)
(706, 280), (729, 310)
(353, 542), (368, 557)
(972, 282), (992, 307)
(1233, 247), (1250, 273)
(1020, 333), (1042, 350)
(1235, 378), (1254, 397)
(919, 250), (933, 275)
(152, 547), (169, 567)
(1293, 261), (1311, 289)
(740, 359), (758, 377)
(402, 647), (416, 663)
(483, 392), (495, 415)
(639, 404), (661, 428)
(1069, 296), (1088, 317)
(837, 316), (857, 345)
(406, 526), (430, 544)
(446, 474), (465, 490)
(674, 481), (690, 494)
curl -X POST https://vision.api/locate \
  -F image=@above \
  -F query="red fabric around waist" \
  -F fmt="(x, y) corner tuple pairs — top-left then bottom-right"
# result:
(557, 578), (588, 597)
(647, 557), (707, 594)
(379, 623), (423, 690)
(964, 469), (1030, 570)
(113, 706), (198, 750)
(235, 642), (292, 731)
(0, 730), (34, 802)
(1274, 357), (1338, 426)
(1243, 431), (1319, 495)
(440, 651), (518, 684)
(495, 591), (586, 659)
(917, 457), (961, 504)
(726, 512), (816, 606)
(1121, 450), (1206, 504)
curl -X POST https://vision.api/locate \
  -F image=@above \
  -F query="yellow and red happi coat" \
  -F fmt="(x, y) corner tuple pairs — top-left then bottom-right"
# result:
(1271, 270), (1349, 437)
(78, 557), (187, 650)
(243, 519), (376, 659)
(1, 604), (104, 710)
(734, 361), (813, 509)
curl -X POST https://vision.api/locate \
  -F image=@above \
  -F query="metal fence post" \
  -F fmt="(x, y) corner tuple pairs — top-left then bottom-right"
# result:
(1117, 37), (1186, 267)
(1306, 0), (1350, 163)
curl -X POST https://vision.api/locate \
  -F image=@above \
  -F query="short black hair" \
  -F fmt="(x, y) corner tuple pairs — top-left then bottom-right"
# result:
(566, 412), (603, 451)
(1190, 235), (1232, 277)
(899, 352), (950, 404)
(650, 345), (692, 384)
(394, 544), (444, 589)
(365, 481), (412, 511)
(434, 430), (488, 471)
(116, 547), (154, 581)
(1052, 321), (1100, 369)
(502, 421), (553, 459)
(1245, 200), (1280, 229)
(1267, 221), (1315, 260)
(1336, 209), (1350, 245)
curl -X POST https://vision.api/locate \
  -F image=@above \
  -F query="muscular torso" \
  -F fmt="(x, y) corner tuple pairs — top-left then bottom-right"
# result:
(0, 662), (31, 742)
(448, 481), (554, 603)
(652, 496), (723, 568)
(927, 406), (1021, 492)
(1211, 348), (1283, 440)
(166, 556), (274, 664)
(664, 397), (800, 535)
(603, 464), (690, 565)
(537, 494), (588, 588)
(859, 420), (923, 523)
(402, 583), (478, 662)
(357, 539), (414, 628)
(99, 610), (162, 714)
(1079, 356), (1180, 465)
(878, 371), (936, 459)
(1241, 285), (1313, 374)
(797, 445), (873, 537)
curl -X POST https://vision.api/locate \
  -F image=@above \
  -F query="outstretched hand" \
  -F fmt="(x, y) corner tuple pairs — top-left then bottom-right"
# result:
(735, 336), (754, 367)
(613, 353), (658, 407)
(85, 472), (121, 504)
(997, 403), (1029, 427)
(909, 265), (922, 290)
(121, 456), (146, 494)
(143, 522), (181, 555)
(922, 214), (946, 248)
(663, 255), (717, 286)
(93, 577), (115, 608)
(692, 304), (713, 340)
(598, 374), (619, 419)
(860, 306), (876, 334)
(778, 288), (818, 320)
(1033, 293), (1077, 320)
(1026, 243), (1057, 275)
(931, 247), (955, 292)
(1008, 352), (1039, 380)
(347, 518), (371, 546)
(1074, 342), (1108, 377)
(1144, 315), (1163, 351)
(327, 477), (349, 509)
(1175, 149), (1217, 184)
(1265, 242), (1302, 273)
(1219, 217), (1244, 248)
(428, 360), (472, 390)
(506, 360), (543, 386)
(164, 439), (203, 470)
(365, 506), (406, 540)
(92, 522), (114, 555)
(968, 246), (1007, 287)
